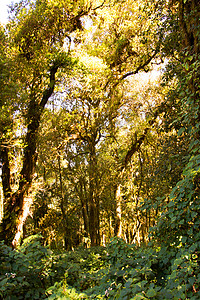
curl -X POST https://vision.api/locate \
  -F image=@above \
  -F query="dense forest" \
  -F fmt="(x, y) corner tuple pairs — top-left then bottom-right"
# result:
(0, 0), (199, 299)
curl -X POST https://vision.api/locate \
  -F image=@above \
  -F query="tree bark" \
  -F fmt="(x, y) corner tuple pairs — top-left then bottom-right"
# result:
(88, 140), (100, 246)
(0, 65), (59, 248)
(77, 177), (90, 237)
(114, 184), (122, 237)
(57, 153), (72, 250)
(0, 145), (11, 198)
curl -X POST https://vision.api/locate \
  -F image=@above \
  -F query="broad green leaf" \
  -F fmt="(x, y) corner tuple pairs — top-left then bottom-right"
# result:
(146, 288), (157, 298)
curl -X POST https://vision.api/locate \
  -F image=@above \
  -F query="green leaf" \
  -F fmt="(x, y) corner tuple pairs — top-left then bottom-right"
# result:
(146, 288), (157, 298)
(188, 277), (195, 286)
(181, 236), (187, 243)
(185, 62), (189, 70)
(178, 127), (185, 136)
(131, 294), (148, 300)
(168, 201), (175, 207)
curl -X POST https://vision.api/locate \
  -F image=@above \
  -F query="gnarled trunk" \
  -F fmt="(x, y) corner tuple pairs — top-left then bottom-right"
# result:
(0, 65), (58, 248)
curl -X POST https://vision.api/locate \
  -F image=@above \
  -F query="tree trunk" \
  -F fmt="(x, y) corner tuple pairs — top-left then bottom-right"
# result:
(113, 113), (160, 240)
(0, 145), (11, 199)
(57, 153), (72, 250)
(88, 142), (100, 246)
(0, 65), (59, 248)
(114, 184), (122, 238)
(78, 177), (90, 238)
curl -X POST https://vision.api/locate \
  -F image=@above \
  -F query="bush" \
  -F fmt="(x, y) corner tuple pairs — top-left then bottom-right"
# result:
(46, 237), (200, 299)
(0, 235), (49, 299)
(0, 236), (199, 299)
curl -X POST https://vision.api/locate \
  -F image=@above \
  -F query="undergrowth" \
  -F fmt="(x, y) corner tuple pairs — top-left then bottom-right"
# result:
(0, 235), (199, 299)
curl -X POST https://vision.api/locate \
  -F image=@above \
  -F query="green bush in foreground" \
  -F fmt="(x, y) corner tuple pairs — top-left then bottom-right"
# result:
(0, 236), (199, 299)
(0, 235), (49, 299)
(46, 238), (200, 299)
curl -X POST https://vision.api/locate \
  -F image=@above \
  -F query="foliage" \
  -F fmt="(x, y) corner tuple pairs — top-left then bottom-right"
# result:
(46, 237), (200, 299)
(47, 282), (88, 300)
(0, 234), (199, 299)
(0, 0), (199, 299)
(0, 235), (49, 299)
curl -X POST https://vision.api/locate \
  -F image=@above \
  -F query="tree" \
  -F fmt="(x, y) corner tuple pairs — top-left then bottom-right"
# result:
(29, 0), (167, 247)
(0, 0), (96, 247)
(1, 0), (198, 252)
(39, 65), (124, 246)
(152, 0), (200, 247)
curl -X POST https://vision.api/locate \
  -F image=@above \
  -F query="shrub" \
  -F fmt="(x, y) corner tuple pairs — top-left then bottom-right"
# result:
(0, 235), (49, 299)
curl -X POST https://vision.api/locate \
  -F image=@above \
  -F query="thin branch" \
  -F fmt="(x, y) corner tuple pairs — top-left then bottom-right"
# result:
(104, 49), (159, 91)
(92, 0), (106, 11)
(119, 50), (158, 82)
(69, 151), (90, 160)
(121, 101), (164, 171)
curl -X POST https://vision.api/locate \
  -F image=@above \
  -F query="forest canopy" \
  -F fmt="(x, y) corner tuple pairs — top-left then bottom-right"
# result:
(0, 0), (199, 299)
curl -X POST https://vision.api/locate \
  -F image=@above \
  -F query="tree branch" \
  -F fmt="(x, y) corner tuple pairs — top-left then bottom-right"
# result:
(92, 0), (106, 11)
(39, 65), (59, 109)
(121, 102), (163, 171)
(118, 50), (158, 82)
(104, 49), (159, 91)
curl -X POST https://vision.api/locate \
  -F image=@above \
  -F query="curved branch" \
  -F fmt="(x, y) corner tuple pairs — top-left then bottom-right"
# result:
(39, 65), (59, 108)
(118, 50), (159, 83)
(121, 102), (164, 171)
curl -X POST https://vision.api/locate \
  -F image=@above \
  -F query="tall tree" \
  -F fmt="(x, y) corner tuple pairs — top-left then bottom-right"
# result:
(0, 0), (96, 247)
